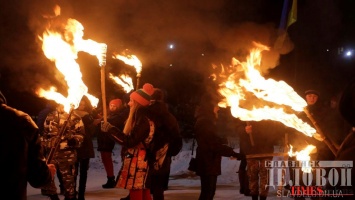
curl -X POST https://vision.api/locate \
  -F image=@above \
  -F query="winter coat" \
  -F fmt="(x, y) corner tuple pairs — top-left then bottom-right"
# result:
(106, 107), (152, 189)
(146, 100), (180, 158)
(194, 107), (238, 176)
(75, 110), (95, 159)
(0, 104), (52, 200)
(42, 110), (85, 153)
(145, 100), (180, 193)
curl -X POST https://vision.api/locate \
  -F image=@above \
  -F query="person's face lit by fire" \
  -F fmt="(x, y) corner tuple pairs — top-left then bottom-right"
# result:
(109, 103), (119, 112)
(305, 94), (318, 105)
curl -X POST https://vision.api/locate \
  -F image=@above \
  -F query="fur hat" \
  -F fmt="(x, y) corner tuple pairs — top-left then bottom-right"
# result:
(305, 89), (320, 96)
(130, 83), (155, 106)
(109, 99), (122, 107)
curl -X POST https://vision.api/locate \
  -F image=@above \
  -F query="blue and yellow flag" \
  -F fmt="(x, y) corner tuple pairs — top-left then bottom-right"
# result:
(287, 0), (297, 28)
(274, 0), (297, 50)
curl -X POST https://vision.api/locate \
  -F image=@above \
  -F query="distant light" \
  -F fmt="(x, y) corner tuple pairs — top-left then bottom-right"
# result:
(326, 49), (329, 52)
(168, 44), (174, 49)
(169, 63), (173, 67)
(346, 51), (352, 57)
(201, 53), (205, 56)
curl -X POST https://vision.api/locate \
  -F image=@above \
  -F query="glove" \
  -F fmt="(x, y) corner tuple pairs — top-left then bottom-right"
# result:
(101, 121), (114, 132)
(233, 152), (246, 160)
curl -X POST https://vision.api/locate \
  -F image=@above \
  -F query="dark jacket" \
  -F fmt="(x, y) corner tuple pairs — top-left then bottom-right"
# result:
(298, 102), (338, 160)
(0, 103), (52, 200)
(147, 100), (180, 157)
(236, 120), (284, 156)
(194, 105), (238, 176)
(75, 110), (95, 159)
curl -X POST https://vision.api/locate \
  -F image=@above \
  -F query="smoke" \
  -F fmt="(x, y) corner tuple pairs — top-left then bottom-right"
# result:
(1, 0), (294, 96)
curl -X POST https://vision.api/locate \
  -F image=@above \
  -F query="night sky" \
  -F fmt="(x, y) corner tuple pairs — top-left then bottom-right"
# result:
(1, 0), (355, 116)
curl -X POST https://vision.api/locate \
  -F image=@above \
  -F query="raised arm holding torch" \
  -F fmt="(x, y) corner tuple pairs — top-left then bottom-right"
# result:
(303, 107), (339, 156)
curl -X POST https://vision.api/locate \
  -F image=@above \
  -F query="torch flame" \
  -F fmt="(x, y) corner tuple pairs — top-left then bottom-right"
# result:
(113, 52), (142, 76)
(38, 11), (104, 112)
(218, 42), (316, 137)
(109, 73), (134, 93)
(288, 144), (316, 173)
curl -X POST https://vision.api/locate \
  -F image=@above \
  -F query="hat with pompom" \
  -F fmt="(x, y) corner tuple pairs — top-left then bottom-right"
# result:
(130, 83), (155, 106)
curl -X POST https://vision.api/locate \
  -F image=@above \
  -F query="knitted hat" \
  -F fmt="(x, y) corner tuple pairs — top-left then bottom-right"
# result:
(305, 89), (320, 96)
(130, 83), (155, 106)
(109, 99), (122, 107)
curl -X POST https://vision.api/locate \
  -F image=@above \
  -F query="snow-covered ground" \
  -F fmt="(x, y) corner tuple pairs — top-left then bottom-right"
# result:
(27, 138), (297, 200)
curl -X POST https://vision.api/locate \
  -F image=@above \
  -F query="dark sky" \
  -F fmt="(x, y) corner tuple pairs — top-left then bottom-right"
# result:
(0, 0), (354, 115)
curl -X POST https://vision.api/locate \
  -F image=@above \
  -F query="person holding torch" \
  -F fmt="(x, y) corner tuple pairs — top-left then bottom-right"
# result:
(40, 103), (85, 200)
(101, 83), (155, 200)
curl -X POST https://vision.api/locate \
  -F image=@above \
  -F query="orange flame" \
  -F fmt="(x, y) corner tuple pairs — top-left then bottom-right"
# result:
(113, 52), (142, 76)
(218, 43), (316, 137)
(109, 73), (134, 93)
(288, 144), (316, 173)
(38, 13), (104, 112)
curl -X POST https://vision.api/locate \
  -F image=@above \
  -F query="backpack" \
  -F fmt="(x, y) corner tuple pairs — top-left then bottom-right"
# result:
(166, 114), (183, 157)
(145, 112), (182, 171)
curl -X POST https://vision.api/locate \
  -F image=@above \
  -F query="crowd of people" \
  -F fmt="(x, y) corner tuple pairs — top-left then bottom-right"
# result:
(2, 78), (355, 200)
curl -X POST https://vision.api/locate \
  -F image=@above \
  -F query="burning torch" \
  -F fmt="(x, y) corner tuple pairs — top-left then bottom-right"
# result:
(112, 50), (142, 90)
(303, 107), (339, 156)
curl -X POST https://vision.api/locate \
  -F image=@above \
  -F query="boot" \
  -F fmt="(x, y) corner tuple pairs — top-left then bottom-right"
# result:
(260, 196), (267, 200)
(64, 196), (77, 200)
(78, 172), (87, 200)
(252, 195), (258, 200)
(102, 176), (116, 189)
(77, 194), (85, 200)
(238, 170), (251, 196)
(78, 188), (85, 200)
